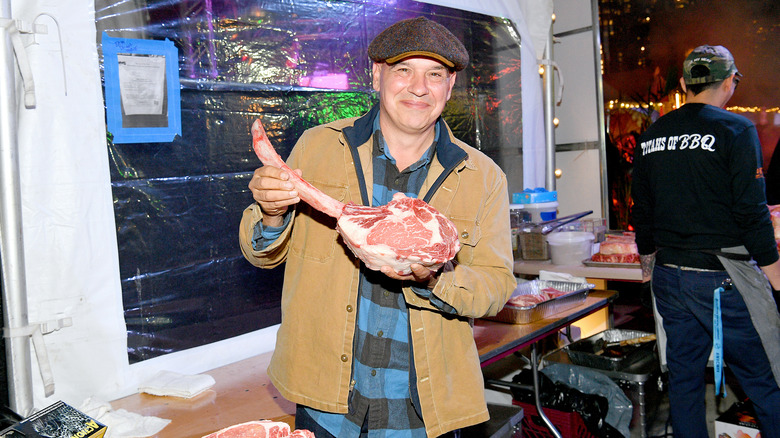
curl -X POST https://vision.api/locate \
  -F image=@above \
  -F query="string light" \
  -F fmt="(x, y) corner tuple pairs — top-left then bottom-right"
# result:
(606, 99), (779, 115)
(726, 106), (780, 114)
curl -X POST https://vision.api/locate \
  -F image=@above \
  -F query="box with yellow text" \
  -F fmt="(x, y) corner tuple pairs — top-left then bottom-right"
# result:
(0, 401), (106, 438)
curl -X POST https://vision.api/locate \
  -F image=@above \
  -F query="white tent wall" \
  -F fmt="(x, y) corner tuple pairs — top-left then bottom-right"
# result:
(5, 0), (128, 413)
(422, 0), (552, 191)
(0, 0), (583, 413)
(549, 0), (607, 220)
(3, 0), (275, 412)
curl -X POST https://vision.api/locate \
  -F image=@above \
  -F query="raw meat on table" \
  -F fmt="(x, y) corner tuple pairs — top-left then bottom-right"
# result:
(591, 253), (640, 263)
(202, 420), (290, 438)
(590, 232), (640, 264)
(251, 118), (460, 275)
(201, 420), (315, 438)
(506, 287), (569, 307)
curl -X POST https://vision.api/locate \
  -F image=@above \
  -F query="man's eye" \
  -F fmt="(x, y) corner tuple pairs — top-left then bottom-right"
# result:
(428, 71), (446, 82)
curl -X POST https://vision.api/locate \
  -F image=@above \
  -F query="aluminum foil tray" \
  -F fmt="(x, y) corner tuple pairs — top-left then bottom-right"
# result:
(565, 329), (656, 371)
(485, 279), (594, 324)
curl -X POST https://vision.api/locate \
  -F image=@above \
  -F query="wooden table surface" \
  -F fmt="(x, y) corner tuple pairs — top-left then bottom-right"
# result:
(110, 351), (295, 438)
(514, 259), (643, 282)
(110, 289), (617, 437)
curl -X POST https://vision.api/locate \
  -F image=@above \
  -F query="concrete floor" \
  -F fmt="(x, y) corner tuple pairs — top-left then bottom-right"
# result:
(482, 282), (744, 438)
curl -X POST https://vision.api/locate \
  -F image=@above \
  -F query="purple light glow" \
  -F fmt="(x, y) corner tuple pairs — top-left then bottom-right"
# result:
(298, 73), (350, 90)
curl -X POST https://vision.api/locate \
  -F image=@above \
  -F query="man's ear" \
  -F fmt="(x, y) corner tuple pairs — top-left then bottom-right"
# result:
(445, 71), (457, 100)
(679, 77), (687, 94)
(371, 62), (381, 92)
(722, 74), (736, 91)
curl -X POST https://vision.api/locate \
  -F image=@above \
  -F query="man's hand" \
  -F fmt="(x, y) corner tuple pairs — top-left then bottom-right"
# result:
(381, 263), (439, 289)
(248, 165), (302, 227)
(639, 252), (656, 283)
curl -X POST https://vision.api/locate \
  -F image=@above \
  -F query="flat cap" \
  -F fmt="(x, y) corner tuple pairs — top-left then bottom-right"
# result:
(368, 17), (469, 71)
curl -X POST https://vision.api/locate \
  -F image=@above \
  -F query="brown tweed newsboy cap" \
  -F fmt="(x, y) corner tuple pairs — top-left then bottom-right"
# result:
(368, 16), (469, 71)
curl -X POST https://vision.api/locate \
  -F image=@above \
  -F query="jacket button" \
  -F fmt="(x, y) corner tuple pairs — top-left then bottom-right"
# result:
(461, 231), (469, 239)
(371, 370), (377, 376)
(341, 354), (349, 362)
(377, 330), (384, 337)
(346, 305), (353, 312)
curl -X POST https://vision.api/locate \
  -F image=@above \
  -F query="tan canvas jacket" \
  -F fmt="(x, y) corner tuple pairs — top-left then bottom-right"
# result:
(239, 109), (516, 437)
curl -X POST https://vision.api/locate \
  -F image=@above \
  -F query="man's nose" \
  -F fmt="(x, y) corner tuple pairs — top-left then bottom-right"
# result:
(407, 73), (429, 96)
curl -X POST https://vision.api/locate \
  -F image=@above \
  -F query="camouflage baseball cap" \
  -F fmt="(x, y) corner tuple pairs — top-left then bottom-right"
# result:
(683, 45), (741, 85)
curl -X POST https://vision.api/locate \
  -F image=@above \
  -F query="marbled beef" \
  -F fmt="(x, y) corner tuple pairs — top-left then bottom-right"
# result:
(251, 119), (460, 275)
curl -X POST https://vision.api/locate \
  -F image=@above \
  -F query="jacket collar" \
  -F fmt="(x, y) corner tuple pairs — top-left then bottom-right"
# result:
(342, 104), (467, 169)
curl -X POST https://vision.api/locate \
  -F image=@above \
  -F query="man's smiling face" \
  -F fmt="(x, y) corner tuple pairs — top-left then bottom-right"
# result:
(372, 57), (456, 136)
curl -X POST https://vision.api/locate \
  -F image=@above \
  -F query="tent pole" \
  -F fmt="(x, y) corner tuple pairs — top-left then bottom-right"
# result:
(543, 14), (556, 191)
(1, 0), (35, 416)
(591, 0), (610, 228)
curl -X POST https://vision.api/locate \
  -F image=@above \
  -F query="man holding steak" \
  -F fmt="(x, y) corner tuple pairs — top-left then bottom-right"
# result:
(239, 17), (515, 437)
(632, 45), (780, 437)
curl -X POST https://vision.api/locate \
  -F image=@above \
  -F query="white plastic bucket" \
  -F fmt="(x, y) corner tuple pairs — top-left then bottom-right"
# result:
(524, 201), (558, 222)
(546, 231), (595, 265)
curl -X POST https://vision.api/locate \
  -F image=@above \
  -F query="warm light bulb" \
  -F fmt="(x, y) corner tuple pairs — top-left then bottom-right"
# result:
(554, 168), (562, 178)
(553, 117), (560, 127)
(551, 13), (556, 22)
(539, 65), (545, 75)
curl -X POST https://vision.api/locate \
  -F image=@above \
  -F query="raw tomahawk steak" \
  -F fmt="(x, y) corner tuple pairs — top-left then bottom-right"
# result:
(201, 420), (310, 438)
(252, 118), (460, 275)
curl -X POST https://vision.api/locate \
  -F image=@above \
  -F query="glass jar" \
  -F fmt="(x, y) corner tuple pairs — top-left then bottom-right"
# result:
(509, 204), (526, 259)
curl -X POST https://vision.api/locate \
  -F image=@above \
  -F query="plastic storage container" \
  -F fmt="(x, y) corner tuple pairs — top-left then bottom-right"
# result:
(509, 204), (530, 260)
(581, 218), (607, 243)
(524, 201), (558, 222)
(512, 188), (558, 222)
(519, 230), (549, 260)
(546, 231), (595, 265)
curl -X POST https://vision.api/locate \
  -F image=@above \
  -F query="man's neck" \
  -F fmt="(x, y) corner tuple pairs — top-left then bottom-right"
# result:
(685, 86), (729, 109)
(687, 92), (719, 106)
(381, 124), (437, 171)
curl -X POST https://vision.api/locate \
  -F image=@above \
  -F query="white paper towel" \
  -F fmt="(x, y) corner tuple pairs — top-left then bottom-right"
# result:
(538, 269), (587, 284)
(79, 398), (171, 438)
(138, 370), (216, 399)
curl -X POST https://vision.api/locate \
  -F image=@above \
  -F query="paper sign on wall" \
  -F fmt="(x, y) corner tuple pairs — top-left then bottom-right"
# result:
(102, 33), (181, 143)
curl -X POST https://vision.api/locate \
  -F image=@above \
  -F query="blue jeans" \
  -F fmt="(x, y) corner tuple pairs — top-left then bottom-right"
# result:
(653, 265), (780, 438)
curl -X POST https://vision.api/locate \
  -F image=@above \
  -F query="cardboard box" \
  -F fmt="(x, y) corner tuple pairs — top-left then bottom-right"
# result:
(715, 400), (760, 438)
(0, 401), (106, 438)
